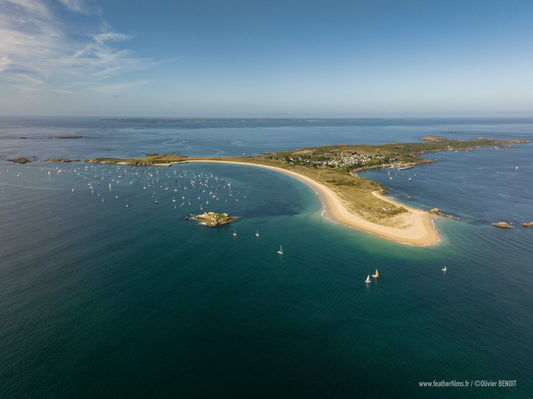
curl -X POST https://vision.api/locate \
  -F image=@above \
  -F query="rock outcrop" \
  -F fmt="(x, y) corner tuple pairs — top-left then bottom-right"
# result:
(491, 222), (514, 229)
(428, 208), (460, 219)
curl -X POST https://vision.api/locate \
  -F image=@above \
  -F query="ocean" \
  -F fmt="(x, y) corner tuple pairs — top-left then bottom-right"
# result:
(1, 117), (532, 398)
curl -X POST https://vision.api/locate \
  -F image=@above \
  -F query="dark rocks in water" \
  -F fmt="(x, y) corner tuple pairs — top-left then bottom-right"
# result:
(428, 208), (460, 219)
(49, 136), (83, 139)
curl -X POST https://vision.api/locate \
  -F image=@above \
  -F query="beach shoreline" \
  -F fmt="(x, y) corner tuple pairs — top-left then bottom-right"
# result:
(185, 159), (440, 246)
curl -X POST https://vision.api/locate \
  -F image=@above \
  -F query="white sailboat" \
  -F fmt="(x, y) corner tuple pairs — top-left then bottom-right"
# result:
(442, 266), (447, 272)
(255, 229), (260, 237)
(277, 245), (283, 255)
(365, 275), (371, 284)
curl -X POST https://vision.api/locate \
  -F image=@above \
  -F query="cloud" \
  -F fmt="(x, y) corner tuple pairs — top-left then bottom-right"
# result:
(0, 56), (14, 73)
(0, 0), (153, 94)
(4, 0), (51, 17)
(92, 32), (134, 44)
(57, 0), (90, 14)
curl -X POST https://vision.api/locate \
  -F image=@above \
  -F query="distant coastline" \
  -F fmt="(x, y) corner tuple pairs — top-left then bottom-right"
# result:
(100, 118), (401, 124)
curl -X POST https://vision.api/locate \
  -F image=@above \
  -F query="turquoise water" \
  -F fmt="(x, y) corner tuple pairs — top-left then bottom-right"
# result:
(1, 118), (532, 397)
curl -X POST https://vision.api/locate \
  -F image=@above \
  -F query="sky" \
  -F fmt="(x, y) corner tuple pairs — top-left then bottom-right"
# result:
(1, 0), (533, 117)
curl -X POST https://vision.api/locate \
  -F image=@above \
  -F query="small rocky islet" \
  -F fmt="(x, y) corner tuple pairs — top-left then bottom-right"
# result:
(491, 221), (533, 229)
(192, 212), (238, 227)
(491, 222), (514, 229)
(428, 208), (460, 219)
(7, 157), (32, 164)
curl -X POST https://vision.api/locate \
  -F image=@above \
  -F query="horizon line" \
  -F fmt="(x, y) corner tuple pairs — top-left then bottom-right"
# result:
(1, 115), (533, 120)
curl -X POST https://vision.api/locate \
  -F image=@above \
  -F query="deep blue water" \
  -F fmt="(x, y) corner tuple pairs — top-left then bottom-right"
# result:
(1, 117), (532, 398)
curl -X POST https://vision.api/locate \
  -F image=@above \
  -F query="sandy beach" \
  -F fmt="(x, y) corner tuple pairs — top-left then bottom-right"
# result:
(187, 160), (439, 246)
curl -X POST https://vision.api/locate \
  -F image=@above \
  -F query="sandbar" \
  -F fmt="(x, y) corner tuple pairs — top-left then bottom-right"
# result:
(186, 160), (439, 246)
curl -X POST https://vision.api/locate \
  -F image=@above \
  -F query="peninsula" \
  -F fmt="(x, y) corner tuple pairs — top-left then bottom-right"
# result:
(82, 137), (529, 245)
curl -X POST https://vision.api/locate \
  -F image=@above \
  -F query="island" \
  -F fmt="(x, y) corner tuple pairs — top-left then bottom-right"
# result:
(9, 136), (525, 246)
(44, 158), (79, 162)
(491, 222), (514, 229)
(87, 154), (187, 166)
(193, 212), (238, 227)
(7, 157), (32, 164)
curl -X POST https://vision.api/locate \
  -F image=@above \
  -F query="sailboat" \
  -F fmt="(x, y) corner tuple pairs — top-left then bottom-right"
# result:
(442, 266), (447, 272)
(233, 230), (237, 237)
(255, 229), (260, 237)
(277, 245), (283, 255)
(365, 275), (371, 284)
(372, 269), (379, 278)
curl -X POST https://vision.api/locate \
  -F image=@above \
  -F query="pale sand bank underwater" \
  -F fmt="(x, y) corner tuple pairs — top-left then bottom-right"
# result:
(186, 160), (439, 246)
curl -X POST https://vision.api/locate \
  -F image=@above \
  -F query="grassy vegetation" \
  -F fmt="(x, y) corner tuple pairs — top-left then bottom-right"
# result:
(44, 158), (77, 162)
(86, 154), (188, 165)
